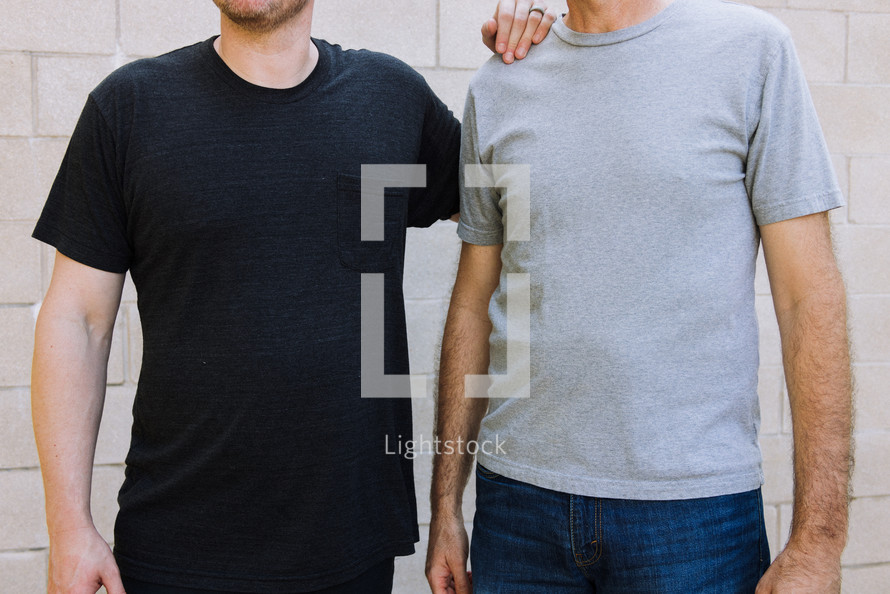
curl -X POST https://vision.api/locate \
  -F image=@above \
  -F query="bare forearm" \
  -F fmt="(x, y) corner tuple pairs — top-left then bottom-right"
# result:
(778, 282), (853, 554)
(431, 303), (491, 519)
(32, 311), (113, 535)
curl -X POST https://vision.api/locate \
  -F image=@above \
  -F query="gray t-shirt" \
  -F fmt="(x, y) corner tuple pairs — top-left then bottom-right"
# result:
(458, 0), (844, 500)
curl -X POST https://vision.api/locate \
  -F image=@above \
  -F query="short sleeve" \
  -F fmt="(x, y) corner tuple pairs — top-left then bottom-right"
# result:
(746, 31), (845, 226)
(406, 85), (461, 228)
(456, 87), (504, 246)
(32, 94), (131, 273)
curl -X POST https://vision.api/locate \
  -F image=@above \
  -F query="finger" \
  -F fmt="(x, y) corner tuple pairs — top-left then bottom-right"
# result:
(481, 18), (498, 53)
(495, 0), (518, 56)
(513, 7), (544, 60)
(452, 562), (472, 594)
(531, 7), (558, 45)
(504, 0), (533, 63)
(101, 564), (127, 594)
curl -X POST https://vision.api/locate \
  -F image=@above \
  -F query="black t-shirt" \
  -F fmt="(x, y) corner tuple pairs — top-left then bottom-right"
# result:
(33, 37), (460, 592)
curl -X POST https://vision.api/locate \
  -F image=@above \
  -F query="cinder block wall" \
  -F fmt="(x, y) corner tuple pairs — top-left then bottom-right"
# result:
(1, 1), (888, 592)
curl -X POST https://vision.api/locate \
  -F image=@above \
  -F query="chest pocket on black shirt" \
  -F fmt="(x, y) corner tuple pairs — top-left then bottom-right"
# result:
(336, 173), (407, 272)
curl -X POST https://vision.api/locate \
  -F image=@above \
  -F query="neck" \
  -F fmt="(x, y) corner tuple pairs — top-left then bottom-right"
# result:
(213, 3), (318, 89)
(564, 0), (675, 33)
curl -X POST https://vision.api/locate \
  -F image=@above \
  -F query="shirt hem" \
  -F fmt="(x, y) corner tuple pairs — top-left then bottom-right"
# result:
(32, 220), (130, 274)
(754, 189), (845, 227)
(456, 221), (503, 246)
(476, 453), (764, 501)
(114, 541), (416, 593)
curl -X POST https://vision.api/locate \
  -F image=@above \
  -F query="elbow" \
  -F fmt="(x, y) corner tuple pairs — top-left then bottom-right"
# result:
(35, 300), (117, 351)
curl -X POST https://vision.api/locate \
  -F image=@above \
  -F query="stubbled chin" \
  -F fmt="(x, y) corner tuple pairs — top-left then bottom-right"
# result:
(213, 0), (310, 33)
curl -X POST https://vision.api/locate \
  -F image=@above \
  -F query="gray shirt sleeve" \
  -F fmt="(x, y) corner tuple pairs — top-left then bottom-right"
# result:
(457, 85), (505, 246)
(745, 30), (845, 226)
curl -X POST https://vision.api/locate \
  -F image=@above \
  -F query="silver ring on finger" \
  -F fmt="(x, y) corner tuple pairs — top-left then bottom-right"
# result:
(529, 6), (546, 16)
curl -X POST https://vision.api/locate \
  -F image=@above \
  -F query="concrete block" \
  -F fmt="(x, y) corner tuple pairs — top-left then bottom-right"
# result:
(763, 503), (780, 561)
(849, 157), (890, 225)
(0, 307), (36, 388)
(41, 245), (54, 297)
(91, 465), (125, 543)
(851, 432), (890, 498)
(0, 0), (116, 54)
(0, 469), (48, 549)
(0, 54), (32, 136)
(849, 14), (890, 84)
(412, 389), (435, 436)
(756, 295), (782, 367)
(406, 299), (448, 377)
(771, 10), (846, 83)
(121, 272), (138, 304)
(811, 85), (890, 156)
(404, 222), (461, 300)
(312, 0), (437, 68)
(0, 389), (39, 469)
(848, 296), (890, 363)
(414, 452), (433, 525)
(0, 550), (47, 594)
(120, 0), (220, 57)
(755, 249), (771, 296)
(94, 387), (136, 466)
(833, 226), (890, 295)
(779, 502), (793, 553)
(788, 0), (890, 11)
(0, 221), (43, 304)
(760, 434), (793, 504)
(37, 56), (116, 137)
(0, 138), (67, 222)
(742, 0), (788, 8)
(439, 0), (500, 69)
(844, 496), (890, 566)
(34, 139), (69, 209)
(758, 366), (784, 436)
(853, 365), (890, 432)
(782, 383), (793, 434)
(842, 564), (890, 594)
(830, 154), (849, 226)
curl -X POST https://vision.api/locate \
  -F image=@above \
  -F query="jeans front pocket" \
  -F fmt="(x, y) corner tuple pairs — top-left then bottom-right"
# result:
(476, 464), (505, 482)
(336, 173), (406, 272)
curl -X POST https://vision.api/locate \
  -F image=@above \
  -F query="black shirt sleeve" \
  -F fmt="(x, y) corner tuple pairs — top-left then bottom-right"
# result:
(406, 86), (461, 228)
(32, 94), (131, 273)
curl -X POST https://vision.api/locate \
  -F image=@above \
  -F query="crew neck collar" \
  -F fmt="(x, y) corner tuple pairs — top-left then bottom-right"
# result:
(554, 0), (687, 47)
(201, 36), (330, 104)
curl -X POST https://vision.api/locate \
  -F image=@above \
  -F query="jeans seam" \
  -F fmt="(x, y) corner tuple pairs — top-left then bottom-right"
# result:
(757, 489), (766, 572)
(571, 496), (601, 569)
(595, 498), (603, 564)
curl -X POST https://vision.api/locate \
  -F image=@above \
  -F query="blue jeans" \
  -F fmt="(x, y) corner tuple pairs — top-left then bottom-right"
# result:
(471, 465), (770, 593)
